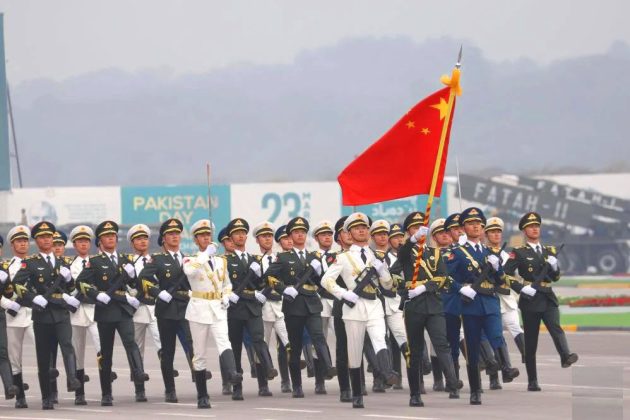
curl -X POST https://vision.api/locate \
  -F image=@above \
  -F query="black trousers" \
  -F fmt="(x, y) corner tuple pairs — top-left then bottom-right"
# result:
(33, 321), (75, 399)
(284, 314), (328, 388)
(333, 315), (350, 392)
(521, 306), (567, 381)
(157, 318), (193, 392)
(97, 317), (139, 395)
(227, 316), (266, 381)
(404, 311), (451, 394)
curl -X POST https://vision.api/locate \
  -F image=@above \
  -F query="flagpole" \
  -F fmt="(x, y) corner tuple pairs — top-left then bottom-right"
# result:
(411, 48), (462, 288)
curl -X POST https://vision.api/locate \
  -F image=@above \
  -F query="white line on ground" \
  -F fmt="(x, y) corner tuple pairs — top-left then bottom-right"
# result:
(362, 415), (439, 420)
(510, 381), (630, 392)
(155, 413), (216, 418)
(0, 417), (76, 420)
(56, 407), (113, 413)
(254, 408), (322, 413)
(152, 402), (199, 407)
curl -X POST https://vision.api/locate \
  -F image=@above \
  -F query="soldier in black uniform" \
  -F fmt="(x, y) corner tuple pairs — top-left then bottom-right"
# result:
(397, 212), (461, 407)
(138, 218), (195, 403)
(12, 222), (81, 410)
(223, 218), (278, 400)
(504, 212), (578, 391)
(269, 217), (336, 398)
(0, 234), (19, 402)
(76, 221), (149, 406)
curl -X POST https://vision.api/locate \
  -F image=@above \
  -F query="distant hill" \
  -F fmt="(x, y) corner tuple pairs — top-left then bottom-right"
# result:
(11, 37), (630, 187)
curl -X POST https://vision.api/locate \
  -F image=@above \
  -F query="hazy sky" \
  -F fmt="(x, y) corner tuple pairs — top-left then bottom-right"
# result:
(1, 0), (629, 85)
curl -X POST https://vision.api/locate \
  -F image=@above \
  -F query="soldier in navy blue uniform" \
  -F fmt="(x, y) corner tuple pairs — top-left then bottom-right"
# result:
(76, 220), (149, 406)
(12, 222), (81, 410)
(269, 217), (336, 399)
(504, 212), (578, 391)
(446, 208), (518, 405)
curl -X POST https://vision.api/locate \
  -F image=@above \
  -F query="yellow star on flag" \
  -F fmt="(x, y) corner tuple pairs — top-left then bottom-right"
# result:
(421, 128), (430, 135)
(405, 121), (415, 129)
(431, 98), (449, 120)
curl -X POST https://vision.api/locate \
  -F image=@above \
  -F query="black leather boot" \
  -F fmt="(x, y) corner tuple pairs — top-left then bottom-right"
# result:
(514, 333), (526, 364)
(13, 374), (27, 408)
(350, 367), (364, 408)
(194, 370), (210, 408)
(496, 344), (519, 382)
(74, 369), (87, 405)
(431, 356), (444, 391)
(375, 349), (400, 386)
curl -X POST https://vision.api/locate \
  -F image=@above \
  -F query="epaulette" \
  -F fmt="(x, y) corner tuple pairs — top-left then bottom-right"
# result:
(31, 254), (41, 260)
(1, 261), (9, 270)
(374, 250), (385, 258)
(278, 251), (290, 255)
(253, 255), (262, 262)
(545, 245), (557, 254)
(63, 256), (74, 264)
(312, 251), (322, 258)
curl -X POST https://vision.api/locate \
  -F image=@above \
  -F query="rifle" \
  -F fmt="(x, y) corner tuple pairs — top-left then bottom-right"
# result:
(522, 243), (565, 300)
(33, 268), (77, 313)
(283, 264), (317, 303)
(96, 258), (135, 309)
(343, 266), (380, 308)
(231, 262), (262, 304)
(461, 242), (506, 303)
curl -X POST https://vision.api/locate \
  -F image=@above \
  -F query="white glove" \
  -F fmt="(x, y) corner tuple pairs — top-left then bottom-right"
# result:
(33, 295), (48, 308)
(408, 284), (427, 298)
(228, 293), (239, 304)
(547, 255), (558, 271)
(126, 294), (140, 309)
(283, 286), (298, 298)
(249, 261), (262, 277)
(254, 290), (267, 304)
(521, 285), (537, 297)
(310, 259), (322, 276)
(459, 285), (477, 300)
(97, 292), (111, 305)
(123, 263), (136, 278)
(342, 290), (359, 304)
(203, 244), (217, 257)
(7, 300), (21, 312)
(411, 226), (429, 243)
(487, 255), (500, 271)
(62, 293), (80, 308)
(59, 266), (72, 282)
(221, 295), (230, 308)
(458, 234), (468, 246)
(0, 271), (8, 283)
(371, 258), (384, 272)
(158, 290), (173, 303)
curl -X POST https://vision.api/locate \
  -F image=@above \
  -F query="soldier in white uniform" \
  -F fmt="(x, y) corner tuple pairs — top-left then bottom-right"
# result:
(125, 224), (164, 402)
(484, 217), (525, 363)
(255, 222), (292, 394)
(370, 220), (407, 392)
(1, 226), (34, 408)
(311, 220), (336, 395)
(321, 212), (400, 409)
(183, 219), (243, 408)
(67, 225), (101, 405)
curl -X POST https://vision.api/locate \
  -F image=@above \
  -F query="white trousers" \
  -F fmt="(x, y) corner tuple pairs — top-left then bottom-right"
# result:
(71, 322), (100, 370)
(134, 319), (162, 357)
(7, 325), (34, 374)
(385, 311), (407, 347)
(501, 307), (524, 337)
(345, 318), (388, 368)
(263, 318), (289, 347)
(189, 320), (232, 370)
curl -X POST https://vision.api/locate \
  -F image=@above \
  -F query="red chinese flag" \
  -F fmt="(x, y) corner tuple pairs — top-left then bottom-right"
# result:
(338, 87), (456, 205)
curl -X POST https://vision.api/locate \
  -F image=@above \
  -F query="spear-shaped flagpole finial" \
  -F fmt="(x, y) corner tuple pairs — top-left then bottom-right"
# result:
(456, 45), (463, 69)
